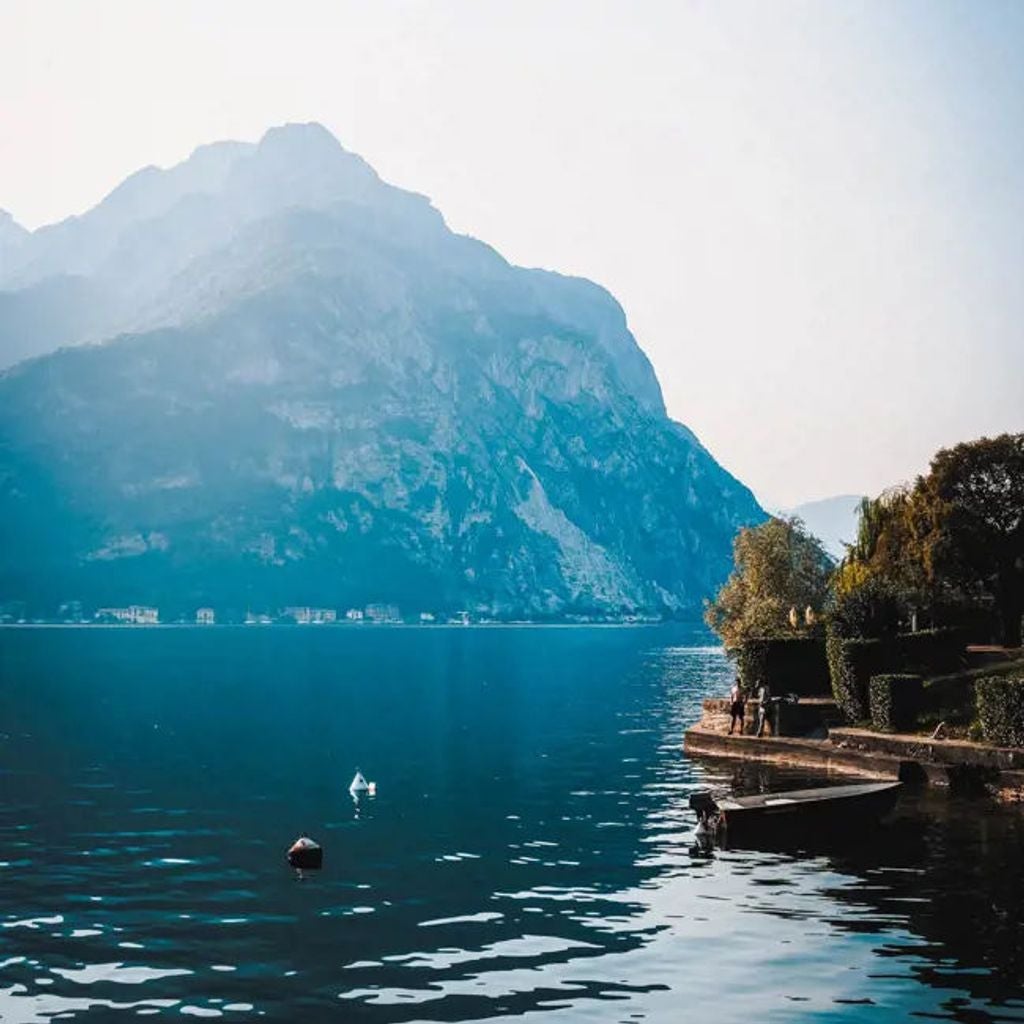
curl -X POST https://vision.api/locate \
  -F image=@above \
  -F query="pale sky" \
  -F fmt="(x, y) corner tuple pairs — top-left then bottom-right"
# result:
(1, 0), (1021, 507)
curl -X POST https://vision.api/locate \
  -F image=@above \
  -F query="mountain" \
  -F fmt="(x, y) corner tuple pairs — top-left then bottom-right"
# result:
(0, 123), (764, 620)
(0, 209), (28, 254)
(783, 494), (865, 559)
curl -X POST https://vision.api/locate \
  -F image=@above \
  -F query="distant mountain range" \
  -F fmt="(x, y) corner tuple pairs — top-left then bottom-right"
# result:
(0, 123), (764, 620)
(781, 494), (865, 560)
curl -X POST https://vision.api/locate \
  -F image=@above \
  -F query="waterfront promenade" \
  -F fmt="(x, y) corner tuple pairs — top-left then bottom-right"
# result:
(685, 697), (1024, 801)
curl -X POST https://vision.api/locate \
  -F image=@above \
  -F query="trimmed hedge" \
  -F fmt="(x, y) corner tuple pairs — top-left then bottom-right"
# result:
(893, 628), (965, 676)
(870, 674), (923, 733)
(736, 637), (830, 697)
(931, 602), (1001, 645)
(828, 636), (888, 722)
(827, 626), (968, 725)
(976, 676), (1024, 747)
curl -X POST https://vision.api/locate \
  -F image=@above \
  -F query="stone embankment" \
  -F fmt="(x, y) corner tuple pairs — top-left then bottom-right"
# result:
(685, 698), (1024, 802)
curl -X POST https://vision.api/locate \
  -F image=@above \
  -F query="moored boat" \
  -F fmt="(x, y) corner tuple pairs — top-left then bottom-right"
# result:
(690, 780), (902, 842)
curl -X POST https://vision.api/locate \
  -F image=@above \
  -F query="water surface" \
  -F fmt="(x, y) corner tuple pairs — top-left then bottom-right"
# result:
(1, 625), (1023, 1022)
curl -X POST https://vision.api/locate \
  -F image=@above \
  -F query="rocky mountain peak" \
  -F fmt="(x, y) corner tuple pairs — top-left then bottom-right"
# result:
(0, 209), (28, 257)
(0, 208), (26, 232)
(228, 121), (388, 215)
(257, 121), (351, 159)
(0, 124), (764, 619)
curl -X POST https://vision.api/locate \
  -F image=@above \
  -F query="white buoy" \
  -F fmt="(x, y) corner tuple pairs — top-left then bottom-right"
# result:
(367, 781), (377, 796)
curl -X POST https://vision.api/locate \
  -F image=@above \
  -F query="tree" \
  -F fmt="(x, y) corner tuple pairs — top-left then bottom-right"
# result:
(836, 434), (1024, 645)
(827, 574), (906, 640)
(705, 516), (833, 650)
(923, 434), (1024, 646)
(833, 486), (934, 604)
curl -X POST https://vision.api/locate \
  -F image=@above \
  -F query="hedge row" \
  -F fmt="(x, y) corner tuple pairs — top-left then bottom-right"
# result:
(893, 628), (966, 676)
(976, 676), (1024, 747)
(869, 674), (923, 733)
(827, 627), (966, 725)
(828, 636), (888, 722)
(736, 637), (830, 697)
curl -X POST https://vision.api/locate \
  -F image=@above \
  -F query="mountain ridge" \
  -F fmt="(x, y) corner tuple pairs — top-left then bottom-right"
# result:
(0, 122), (763, 619)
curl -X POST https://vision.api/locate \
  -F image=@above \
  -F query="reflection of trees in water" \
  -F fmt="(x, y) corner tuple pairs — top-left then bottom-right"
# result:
(705, 759), (1024, 1014)
(826, 796), (1024, 1010)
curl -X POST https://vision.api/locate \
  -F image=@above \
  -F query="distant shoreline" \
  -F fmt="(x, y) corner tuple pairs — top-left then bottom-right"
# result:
(0, 620), (695, 630)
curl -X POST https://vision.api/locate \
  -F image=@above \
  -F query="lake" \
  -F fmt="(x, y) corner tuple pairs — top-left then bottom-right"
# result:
(1, 625), (1023, 1022)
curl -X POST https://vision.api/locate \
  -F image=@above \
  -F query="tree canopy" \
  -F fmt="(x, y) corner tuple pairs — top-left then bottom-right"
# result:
(704, 516), (833, 650)
(836, 433), (1024, 645)
(925, 434), (1024, 644)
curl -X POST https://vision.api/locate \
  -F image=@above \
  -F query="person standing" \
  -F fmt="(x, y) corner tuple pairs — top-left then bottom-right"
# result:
(728, 679), (746, 735)
(755, 680), (773, 737)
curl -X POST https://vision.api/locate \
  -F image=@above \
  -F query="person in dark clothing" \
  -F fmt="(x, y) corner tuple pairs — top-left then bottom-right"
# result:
(728, 679), (746, 735)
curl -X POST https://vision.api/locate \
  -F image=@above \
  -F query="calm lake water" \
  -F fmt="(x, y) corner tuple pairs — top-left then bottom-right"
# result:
(1, 625), (1023, 1023)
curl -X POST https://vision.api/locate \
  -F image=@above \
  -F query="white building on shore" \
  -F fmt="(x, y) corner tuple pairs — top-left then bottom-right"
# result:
(282, 606), (337, 624)
(195, 607), (215, 625)
(96, 605), (159, 625)
(365, 603), (401, 624)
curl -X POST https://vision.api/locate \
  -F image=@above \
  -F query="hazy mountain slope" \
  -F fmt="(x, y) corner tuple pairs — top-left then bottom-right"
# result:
(0, 210), (28, 259)
(0, 123), (763, 619)
(0, 125), (446, 366)
(0, 276), (114, 369)
(783, 494), (865, 559)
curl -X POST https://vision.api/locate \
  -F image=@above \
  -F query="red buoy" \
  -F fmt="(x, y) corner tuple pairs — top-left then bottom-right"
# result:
(287, 836), (323, 870)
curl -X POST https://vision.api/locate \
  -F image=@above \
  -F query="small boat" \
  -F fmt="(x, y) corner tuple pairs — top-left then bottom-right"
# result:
(349, 770), (370, 796)
(690, 781), (902, 842)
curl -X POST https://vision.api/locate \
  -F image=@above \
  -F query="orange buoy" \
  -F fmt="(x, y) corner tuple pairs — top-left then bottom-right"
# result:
(287, 836), (323, 871)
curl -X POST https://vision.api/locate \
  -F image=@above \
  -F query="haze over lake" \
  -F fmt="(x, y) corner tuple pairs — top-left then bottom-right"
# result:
(2, 625), (1022, 1022)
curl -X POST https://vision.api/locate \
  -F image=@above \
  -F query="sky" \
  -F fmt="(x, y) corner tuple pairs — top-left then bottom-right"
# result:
(1, 0), (1021, 508)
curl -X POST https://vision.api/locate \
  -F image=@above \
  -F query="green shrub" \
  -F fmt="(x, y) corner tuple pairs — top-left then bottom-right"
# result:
(870, 674), (923, 733)
(894, 628), (965, 676)
(735, 641), (766, 692)
(736, 637), (830, 696)
(931, 601), (1000, 645)
(921, 674), (977, 727)
(827, 578), (905, 641)
(975, 676), (1024, 747)
(829, 636), (889, 722)
(826, 631), (845, 712)
(920, 658), (1024, 729)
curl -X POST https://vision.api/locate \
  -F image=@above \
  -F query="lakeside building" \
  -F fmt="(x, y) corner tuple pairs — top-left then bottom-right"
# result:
(345, 608), (364, 622)
(365, 603), (401, 624)
(96, 605), (159, 625)
(282, 606), (337, 624)
(419, 612), (436, 623)
(245, 612), (273, 625)
(449, 610), (471, 625)
(195, 607), (215, 625)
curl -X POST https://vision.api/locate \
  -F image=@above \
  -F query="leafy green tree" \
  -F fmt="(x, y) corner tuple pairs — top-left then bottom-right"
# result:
(836, 434), (1024, 645)
(827, 574), (906, 640)
(923, 434), (1024, 646)
(705, 516), (833, 650)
